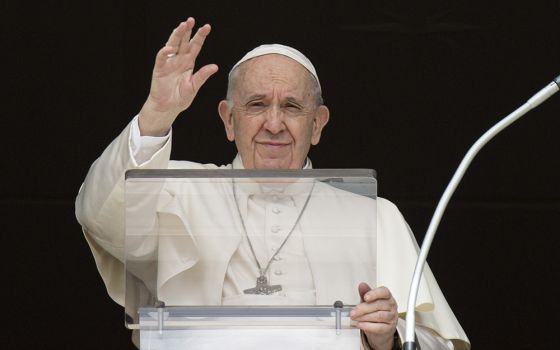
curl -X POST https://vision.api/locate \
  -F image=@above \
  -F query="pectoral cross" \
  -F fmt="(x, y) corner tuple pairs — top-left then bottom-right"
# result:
(243, 275), (282, 295)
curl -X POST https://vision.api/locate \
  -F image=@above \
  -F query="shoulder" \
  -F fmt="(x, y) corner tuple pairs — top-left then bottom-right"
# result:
(314, 183), (402, 215)
(376, 197), (416, 244)
(377, 197), (403, 216)
(377, 196), (409, 224)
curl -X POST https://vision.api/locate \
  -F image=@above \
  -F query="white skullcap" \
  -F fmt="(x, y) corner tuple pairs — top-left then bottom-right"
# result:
(229, 44), (321, 92)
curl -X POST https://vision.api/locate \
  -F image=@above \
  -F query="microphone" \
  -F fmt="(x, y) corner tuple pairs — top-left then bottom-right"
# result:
(402, 75), (560, 350)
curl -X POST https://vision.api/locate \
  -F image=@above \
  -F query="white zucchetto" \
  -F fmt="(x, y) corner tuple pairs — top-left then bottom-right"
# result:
(229, 44), (321, 92)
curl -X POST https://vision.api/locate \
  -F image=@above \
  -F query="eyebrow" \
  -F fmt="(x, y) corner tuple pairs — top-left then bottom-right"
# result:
(285, 96), (304, 105)
(244, 94), (267, 103)
(242, 94), (305, 106)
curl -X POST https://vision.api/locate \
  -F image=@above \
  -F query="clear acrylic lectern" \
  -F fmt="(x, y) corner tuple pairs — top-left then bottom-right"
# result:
(125, 169), (377, 349)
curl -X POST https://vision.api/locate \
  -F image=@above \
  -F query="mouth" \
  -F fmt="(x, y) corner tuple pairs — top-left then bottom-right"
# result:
(256, 141), (291, 149)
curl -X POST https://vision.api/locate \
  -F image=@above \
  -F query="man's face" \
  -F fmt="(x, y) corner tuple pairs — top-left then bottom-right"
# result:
(219, 54), (329, 169)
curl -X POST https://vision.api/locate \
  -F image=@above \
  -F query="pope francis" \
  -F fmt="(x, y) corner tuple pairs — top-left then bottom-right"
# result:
(75, 17), (470, 350)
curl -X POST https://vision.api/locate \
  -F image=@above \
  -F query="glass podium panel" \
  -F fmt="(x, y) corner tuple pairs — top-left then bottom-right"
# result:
(125, 169), (377, 348)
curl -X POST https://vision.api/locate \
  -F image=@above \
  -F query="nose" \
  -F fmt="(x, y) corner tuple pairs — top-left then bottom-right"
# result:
(262, 106), (286, 134)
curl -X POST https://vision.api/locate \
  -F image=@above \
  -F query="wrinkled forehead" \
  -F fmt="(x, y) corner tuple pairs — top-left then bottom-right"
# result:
(233, 55), (316, 98)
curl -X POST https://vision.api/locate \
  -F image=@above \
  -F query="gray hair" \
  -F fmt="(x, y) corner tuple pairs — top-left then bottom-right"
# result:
(225, 65), (324, 110)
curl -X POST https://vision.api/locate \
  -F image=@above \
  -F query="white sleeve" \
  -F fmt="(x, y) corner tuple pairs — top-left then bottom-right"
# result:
(75, 117), (173, 305)
(130, 115), (171, 166)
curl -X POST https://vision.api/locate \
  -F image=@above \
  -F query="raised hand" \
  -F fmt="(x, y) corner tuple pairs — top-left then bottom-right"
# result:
(139, 17), (219, 136)
(352, 282), (399, 350)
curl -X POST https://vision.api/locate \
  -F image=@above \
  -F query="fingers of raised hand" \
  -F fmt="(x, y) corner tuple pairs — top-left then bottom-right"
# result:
(154, 19), (214, 75)
(164, 18), (211, 58)
(191, 63), (219, 90)
(172, 24), (212, 74)
(183, 23), (211, 57)
(166, 18), (195, 53)
(155, 46), (180, 70)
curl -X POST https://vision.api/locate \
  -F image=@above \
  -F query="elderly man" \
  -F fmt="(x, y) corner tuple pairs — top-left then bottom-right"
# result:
(76, 18), (469, 350)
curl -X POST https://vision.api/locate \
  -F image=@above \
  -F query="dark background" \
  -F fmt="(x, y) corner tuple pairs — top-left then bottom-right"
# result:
(4, 0), (559, 348)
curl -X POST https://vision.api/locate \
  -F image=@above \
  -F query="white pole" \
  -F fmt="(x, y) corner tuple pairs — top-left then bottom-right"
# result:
(403, 76), (559, 350)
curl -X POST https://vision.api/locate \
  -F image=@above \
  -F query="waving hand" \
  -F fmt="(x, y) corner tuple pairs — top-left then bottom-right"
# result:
(139, 18), (219, 136)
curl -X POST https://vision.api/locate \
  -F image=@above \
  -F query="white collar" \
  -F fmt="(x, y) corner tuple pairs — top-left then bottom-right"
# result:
(231, 154), (316, 220)
(232, 154), (312, 170)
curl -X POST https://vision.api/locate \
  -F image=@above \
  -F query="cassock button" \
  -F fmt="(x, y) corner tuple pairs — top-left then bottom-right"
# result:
(273, 255), (282, 261)
(271, 225), (280, 233)
(274, 270), (283, 276)
(272, 207), (281, 214)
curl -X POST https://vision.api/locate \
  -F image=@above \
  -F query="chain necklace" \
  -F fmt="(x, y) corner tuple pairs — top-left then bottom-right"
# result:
(231, 177), (315, 295)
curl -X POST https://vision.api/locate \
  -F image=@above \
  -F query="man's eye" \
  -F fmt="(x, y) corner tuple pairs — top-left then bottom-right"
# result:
(285, 104), (302, 111)
(245, 102), (268, 112)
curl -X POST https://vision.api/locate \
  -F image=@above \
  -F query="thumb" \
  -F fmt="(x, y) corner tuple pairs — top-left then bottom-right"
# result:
(191, 64), (219, 93)
(358, 282), (372, 302)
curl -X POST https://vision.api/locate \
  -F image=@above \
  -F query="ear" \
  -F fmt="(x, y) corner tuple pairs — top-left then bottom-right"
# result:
(311, 105), (330, 145)
(218, 100), (235, 141)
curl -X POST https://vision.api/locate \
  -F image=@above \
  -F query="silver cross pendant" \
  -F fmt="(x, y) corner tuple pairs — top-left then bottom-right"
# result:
(243, 275), (282, 295)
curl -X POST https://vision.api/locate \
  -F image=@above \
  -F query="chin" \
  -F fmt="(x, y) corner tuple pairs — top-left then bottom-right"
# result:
(255, 159), (293, 170)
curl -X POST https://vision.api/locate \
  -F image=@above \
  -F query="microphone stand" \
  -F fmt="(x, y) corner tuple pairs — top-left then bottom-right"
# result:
(403, 75), (560, 350)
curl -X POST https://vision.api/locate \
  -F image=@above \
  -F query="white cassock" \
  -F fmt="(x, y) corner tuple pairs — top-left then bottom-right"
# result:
(75, 117), (470, 350)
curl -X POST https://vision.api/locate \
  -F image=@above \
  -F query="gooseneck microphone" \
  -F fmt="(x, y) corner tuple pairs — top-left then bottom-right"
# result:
(403, 75), (560, 350)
